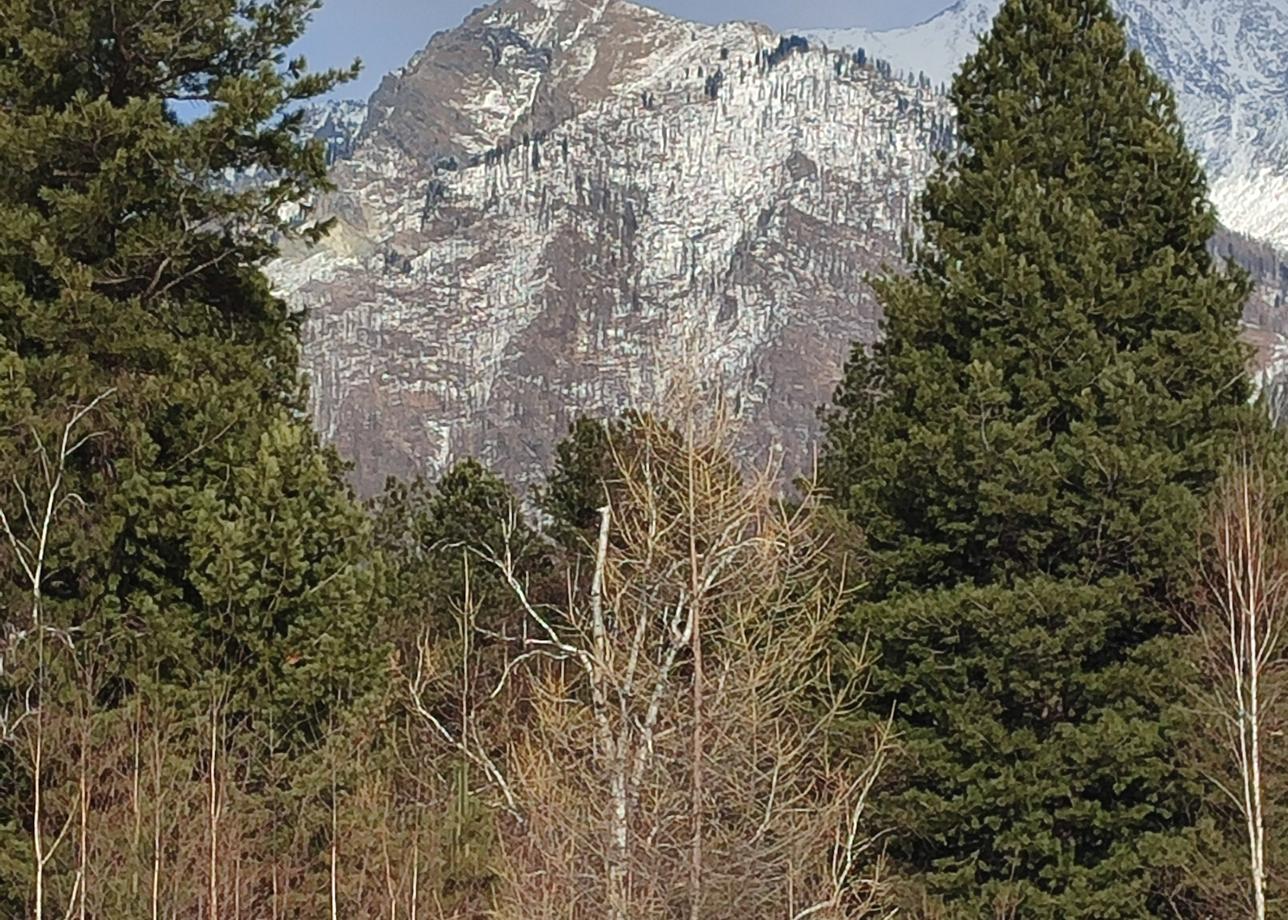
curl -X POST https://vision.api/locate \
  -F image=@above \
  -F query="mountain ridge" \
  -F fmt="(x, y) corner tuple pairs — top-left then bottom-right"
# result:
(273, 0), (951, 491)
(275, 0), (1288, 493)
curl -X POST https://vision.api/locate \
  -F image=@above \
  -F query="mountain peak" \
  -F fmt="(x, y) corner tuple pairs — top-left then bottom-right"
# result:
(274, 3), (949, 491)
(359, 0), (769, 163)
(277, 0), (1287, 494)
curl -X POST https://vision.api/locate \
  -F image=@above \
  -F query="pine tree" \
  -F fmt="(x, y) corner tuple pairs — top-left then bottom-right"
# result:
(537, 411), (673, 550)
(819, 0), (1261, 914)
(0, 2), (374, 911)
(184, 417), (379, 739)
(538, 416), (626, 547)
(368, 460), (544, 909)
(824, 0), (1251, 594)
(0, 0), (369, 696)
(372, 459), (543, 642)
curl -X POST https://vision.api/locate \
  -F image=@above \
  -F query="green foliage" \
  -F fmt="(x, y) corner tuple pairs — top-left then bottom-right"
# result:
(369, 460), (540, 906)
(538, 416), (620, 547)
(0, 0), (366, 683)
(537, 411), (676, 550)
(849, 578), (1215, 918)
(182, 416), (381, 740)
(0, 1), (373, 912)
(372, 459), (543, 640)
(822, 0), (1255, 597)
(819, 0), (1264, 913)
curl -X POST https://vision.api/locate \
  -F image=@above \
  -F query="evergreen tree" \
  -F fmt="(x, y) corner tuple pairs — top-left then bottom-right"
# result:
(850, 577), (1212, 916)
(538, 416), (623, 547)
(184, 416), (379, 740)
(0, 0), (371, 705)
(537, 411), (671, 550)
(825, 0), (1252, 593)
(368, 460), (543, 909)
(372, 459), (543, 642)
(820, 0), (1261, 914)
(0, 1), (374, 910)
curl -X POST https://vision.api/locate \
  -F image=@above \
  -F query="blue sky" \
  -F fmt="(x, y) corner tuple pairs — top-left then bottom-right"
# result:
(296, 0), (955, 100)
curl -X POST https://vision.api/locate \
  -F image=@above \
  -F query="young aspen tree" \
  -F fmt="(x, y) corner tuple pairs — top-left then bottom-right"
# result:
(1197, 453), (1287, 920)
(0, 391), (113, 920)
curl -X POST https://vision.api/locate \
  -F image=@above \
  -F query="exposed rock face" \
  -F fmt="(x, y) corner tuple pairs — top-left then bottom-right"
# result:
(300, 100), (368, 164)
(272, 0), (952, 493)
(272, 0), (1288, 494)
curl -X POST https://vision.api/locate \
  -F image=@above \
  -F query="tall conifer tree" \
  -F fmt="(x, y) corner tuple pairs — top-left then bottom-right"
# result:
(0, 2), (378, 910)
(820, 0), (1261, 913)
(824, 0), (1252, 594)
(0, 0), (375, 722)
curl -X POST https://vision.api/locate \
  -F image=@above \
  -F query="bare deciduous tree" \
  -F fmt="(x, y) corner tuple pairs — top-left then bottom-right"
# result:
(1, 390), (113, 920)
(0, 393), (893, 920)
(411, 410), (894, 920)
(1196, 452), (1288, 920)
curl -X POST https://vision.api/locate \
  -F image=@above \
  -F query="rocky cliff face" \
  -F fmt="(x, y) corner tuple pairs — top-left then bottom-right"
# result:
(272, 0), (952, 492)
(807, 0), (1288, 250)
(300, 100), (368, 164)
(273, 0), (1288, 493)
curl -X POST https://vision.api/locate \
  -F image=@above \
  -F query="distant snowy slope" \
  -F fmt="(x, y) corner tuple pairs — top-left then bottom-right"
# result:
(300, 99), (368, 163)
(803, 0), (993, 86)
(803, 0), (1288, 250)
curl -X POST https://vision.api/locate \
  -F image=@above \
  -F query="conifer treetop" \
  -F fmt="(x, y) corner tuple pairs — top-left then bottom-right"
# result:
(822, 0), (1255, 593)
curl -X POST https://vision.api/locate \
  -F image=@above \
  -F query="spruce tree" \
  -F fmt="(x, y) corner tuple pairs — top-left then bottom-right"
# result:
(537, 411), (673, 550)
(820, 0), (1260, 914)
(538, 415), (631, 547)
(824, 0), (1251, 594)
(0, 0), (375, 704)
(372, 459), (544, 642)
(0, 2), (376, 910)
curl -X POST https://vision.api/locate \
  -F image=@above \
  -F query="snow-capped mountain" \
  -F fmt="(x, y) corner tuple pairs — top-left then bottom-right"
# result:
(805, 0), (1288, 250)
(271, 0), (952, 492)
(271, 0), (1288, 492)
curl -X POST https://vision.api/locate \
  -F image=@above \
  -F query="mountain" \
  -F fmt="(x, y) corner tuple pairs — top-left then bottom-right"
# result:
(300, 99), (368, 164)
(272, 0), (1288, 493)
(271, 0), (952, 492)
(805, 0), (1288, 250)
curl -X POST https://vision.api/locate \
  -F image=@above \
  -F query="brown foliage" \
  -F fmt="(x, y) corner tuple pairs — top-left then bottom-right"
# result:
(411, 409), (894, 920)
